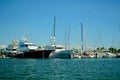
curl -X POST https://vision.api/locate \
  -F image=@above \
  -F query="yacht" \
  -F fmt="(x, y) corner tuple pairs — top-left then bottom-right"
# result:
(45, 16), (74, 59)
(81, 50), (95, 58)
(102, 50), (116, 58)
(6, 40), (18, 57)
(16, 36), (53, 58)
(45, 43), (74, 59)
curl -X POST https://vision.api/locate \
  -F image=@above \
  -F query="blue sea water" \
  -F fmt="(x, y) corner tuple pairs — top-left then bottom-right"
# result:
(0, 58), (120, 80)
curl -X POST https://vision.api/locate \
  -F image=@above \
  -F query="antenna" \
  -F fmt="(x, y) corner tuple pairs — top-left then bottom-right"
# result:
(22, 24), (28, 41)
(23, 24), (28, 37)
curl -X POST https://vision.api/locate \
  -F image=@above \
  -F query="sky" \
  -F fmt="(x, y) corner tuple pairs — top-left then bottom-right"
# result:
(0, 0), (120, 49)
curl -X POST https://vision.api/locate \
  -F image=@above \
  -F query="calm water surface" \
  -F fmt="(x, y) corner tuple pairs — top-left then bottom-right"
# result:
(0, 58), (120, 80)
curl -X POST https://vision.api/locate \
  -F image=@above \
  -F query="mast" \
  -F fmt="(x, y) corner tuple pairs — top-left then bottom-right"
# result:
(81, 22), (84, 52)
(65, 24), (71, 49)
(98, 28), (104, 48)
(68, 24), (71, 49)
(54, 16), (56, 37)
(50, 16), (56, 45)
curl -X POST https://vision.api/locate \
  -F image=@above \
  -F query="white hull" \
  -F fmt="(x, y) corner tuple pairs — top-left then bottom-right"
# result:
(49, 50), (73, 59)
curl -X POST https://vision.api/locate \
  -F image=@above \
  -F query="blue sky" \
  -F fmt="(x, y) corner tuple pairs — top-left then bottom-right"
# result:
(0, 0), (120, 49)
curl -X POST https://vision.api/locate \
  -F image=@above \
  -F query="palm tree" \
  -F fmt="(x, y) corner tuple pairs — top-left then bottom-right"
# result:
(109, 47), (117, 53)
(117, 49), (120, 53)
(96, 47), (105, 51)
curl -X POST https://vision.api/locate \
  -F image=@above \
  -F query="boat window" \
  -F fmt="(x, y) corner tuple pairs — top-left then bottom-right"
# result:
(12, 49), (16, 51)
(30, 44), (33, 46)
(55, 47), (63, 49)
(20, 44), (28, 47)
(20, 45), (23, 47)
(6, 48), (11, 50)
(29, 44), (35, 46)
(25, 45), (28, 47)
(6, 48), (8, 50)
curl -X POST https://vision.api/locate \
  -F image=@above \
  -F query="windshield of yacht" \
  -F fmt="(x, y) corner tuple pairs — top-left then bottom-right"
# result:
(29, 44), (36, 46)
(12, 49), (17, 51)
(20, 44), (36, 47)
(25, 44), (36, 47)
(55, 47), (64, 49)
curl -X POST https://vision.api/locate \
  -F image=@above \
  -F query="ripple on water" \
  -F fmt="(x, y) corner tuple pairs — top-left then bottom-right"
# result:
(0, 58), (120, 80)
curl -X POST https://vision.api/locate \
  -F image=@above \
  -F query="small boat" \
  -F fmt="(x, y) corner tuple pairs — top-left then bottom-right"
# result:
(81, 51), (95, 58)
(71, 49), (81, 58)
(16, 36), (53, 59)
(102, 50), (116, 58)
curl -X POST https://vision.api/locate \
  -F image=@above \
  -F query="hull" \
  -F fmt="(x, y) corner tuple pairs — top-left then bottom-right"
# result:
(116, 53), (120, 58)
(16, 50), (53, 59)
(49, 50), (73, 59)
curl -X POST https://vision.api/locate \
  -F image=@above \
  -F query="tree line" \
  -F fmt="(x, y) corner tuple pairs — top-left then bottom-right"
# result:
(97, 47), (120, 53)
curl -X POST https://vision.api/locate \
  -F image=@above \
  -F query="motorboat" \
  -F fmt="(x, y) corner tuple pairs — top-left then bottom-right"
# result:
(16, 36), (53, 58)
(6, 40), (18, 57)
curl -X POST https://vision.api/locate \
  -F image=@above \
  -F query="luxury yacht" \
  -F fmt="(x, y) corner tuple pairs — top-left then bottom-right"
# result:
(16, 36), (53, 58)
(6, 40), (18, 57)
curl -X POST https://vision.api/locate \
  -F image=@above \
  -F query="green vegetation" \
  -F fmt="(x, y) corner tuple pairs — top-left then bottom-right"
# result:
(109, 47), (120, 53)
(96, 47), (120, 53)
(97, 47), (105, 51)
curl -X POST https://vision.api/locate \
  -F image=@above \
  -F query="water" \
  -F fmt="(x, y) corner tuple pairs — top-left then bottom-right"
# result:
(0, 58), (120, 80)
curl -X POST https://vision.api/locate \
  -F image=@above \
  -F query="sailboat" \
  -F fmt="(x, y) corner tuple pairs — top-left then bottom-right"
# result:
(45, 16), (74, 59)
(79, 23), (95, 58)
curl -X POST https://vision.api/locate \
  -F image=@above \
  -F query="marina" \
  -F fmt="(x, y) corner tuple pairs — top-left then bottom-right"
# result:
(0, 44), (119, 59)
(0, 17), (119, 59)
(0, 0), (120, 80)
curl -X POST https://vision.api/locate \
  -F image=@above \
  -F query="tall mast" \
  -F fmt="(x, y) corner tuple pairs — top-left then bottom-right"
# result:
(50, 16), (56, 45)
(65, 24), (71, 49)
(54, 16), (56, 37)
(81, 22), (84, 52)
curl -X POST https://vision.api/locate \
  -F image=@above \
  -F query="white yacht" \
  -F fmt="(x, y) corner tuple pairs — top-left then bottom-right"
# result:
(45, 43), (74, 59)
(18, 36), (38, 52)
(16, 36), (53, 58)
(6, 40), (18, 57)
(45, 16), (74, 59)
(102, 50), (116, 58)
